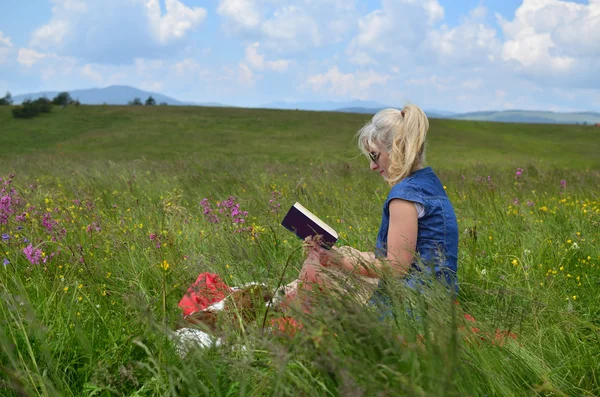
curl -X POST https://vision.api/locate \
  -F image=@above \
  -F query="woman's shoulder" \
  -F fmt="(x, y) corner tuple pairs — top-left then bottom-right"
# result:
(389, 167), (432, 191)
(386, 178), (424, 205)
(387, 167), (445, 201)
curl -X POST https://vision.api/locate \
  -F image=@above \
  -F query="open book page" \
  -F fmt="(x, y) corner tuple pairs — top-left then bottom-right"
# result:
(293, 202), (339, 239)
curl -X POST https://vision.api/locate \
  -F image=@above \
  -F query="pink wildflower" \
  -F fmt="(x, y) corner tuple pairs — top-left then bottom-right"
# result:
(515, 168), (523, 178)
(23, 244), (43, 265)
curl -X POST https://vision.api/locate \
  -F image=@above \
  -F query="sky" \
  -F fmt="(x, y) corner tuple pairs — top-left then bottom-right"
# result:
(0, 0), (599, 112)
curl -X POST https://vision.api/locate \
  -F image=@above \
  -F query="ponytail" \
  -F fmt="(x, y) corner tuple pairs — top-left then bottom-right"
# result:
(386, 104), (429, 186)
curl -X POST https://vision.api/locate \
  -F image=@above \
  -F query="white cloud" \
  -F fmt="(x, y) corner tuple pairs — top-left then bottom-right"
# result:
(17, 48), (48, 67)
(146, 0), (207, 44)
(245, 42), (292, 72)
(0, 31), (13, 64)
(173, 58), (201, 75)
(262, 6), (321, 51)
(81, 64), (103, 83)
(216, 0), (358, 53)
(217, 0), (261, 31)
(405, 75), (452, 91)
(427, 6), (501, 65)
(350, 0), (444, 53)
(30, 0), (207, 63)
(238, 63), (255, 87)
(31, 20), (70, 49)
(307, 66), (390, 98)
(0, 31), (13, 47)
(15, 48), (78, 86)
(347, 51), (376, 66)
(497, 0), (600, 86)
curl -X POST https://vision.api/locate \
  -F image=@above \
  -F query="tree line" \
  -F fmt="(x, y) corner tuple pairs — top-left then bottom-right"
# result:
(0, 91), (81, 119)
(1, 91), (167, 119)
(128, 96), (168, 106)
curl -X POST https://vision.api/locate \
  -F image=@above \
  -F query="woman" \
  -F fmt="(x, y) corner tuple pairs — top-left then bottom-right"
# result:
(298, 104), (459, 318)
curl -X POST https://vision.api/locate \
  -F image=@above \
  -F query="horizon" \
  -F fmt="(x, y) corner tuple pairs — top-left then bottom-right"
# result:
(8, 84), (600, 115)
(1, 0), (599, 113)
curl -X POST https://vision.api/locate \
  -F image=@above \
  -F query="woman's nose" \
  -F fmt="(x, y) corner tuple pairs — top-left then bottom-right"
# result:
(370, 161), (379, 171)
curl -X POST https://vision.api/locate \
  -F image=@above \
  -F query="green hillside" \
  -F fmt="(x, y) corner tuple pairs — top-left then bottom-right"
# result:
(1, 105), (599, 169)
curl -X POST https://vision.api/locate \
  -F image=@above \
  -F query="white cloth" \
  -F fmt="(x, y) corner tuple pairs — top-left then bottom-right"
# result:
(170, 328), (221, 358)
(415, 202), (425, 218)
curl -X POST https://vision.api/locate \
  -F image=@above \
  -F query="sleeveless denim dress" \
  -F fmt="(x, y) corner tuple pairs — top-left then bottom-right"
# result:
(369, 166), (459, 319)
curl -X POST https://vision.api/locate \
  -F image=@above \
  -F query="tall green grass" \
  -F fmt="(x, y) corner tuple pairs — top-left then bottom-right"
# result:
(0, 106), (599, 396)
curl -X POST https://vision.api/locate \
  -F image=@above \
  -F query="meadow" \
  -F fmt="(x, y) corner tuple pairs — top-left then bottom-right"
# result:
(0, 105), (599, 396)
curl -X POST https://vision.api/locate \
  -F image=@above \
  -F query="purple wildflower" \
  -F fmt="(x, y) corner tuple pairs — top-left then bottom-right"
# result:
(513, 198), (520, 205)
(527, 201), (535, 207)
(42, 213), (56, 232)
(515, 168), (523, 178)
(560, 180), (567, 189)
(1, 233), (9, 241)
(269, 191), (283, 214)
(0, 195), (13, 225)
(200, 198), (220, 223)
(3, 258), (8, 266)
(23, 244), (43, 265)
(86, 222), (101, 234)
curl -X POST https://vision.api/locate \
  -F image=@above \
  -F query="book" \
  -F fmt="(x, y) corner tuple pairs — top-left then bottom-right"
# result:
(281, 202), (339, 249)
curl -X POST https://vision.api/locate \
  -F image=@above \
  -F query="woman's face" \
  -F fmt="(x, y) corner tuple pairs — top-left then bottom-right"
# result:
(368, 144), (390, 181)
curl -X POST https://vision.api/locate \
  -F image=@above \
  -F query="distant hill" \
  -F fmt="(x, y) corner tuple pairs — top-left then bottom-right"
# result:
(334, 107), (449, 119)
(259, 99), (391, 111)
(260, 100), (453, 119)
(449, 110), (600, 125)
(12, 85), (187, 106)
(330, 107), (600, 125)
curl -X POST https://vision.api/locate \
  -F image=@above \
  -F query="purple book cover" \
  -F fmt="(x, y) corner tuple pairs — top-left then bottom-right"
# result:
(281, 202), (339, 249)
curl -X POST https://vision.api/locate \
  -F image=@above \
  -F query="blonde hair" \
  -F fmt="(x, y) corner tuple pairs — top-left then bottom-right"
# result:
(356, 104), (429, 186)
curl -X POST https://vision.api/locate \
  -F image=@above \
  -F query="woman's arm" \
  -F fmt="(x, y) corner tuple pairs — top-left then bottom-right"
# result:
(313, 199), (418, 278)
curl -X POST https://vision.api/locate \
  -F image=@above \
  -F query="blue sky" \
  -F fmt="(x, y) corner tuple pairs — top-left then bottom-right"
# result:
(0, 0), (599, 112)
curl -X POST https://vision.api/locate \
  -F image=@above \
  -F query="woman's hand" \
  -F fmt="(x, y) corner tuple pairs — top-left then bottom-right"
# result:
(302, 236), (342, 267)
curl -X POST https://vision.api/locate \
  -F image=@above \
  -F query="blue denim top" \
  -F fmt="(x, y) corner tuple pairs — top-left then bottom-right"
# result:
(373, 166), (459, 294)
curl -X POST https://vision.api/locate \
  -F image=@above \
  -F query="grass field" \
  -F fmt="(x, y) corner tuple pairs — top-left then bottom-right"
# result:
(1, 105), (599, 396)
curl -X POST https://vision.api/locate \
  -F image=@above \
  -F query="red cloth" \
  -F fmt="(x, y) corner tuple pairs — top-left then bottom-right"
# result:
(270, 317), (303, 337)
(178, 272), (231, 316)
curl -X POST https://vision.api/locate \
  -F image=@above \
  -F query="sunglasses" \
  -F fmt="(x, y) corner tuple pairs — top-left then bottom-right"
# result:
(368, 151), (380, 165)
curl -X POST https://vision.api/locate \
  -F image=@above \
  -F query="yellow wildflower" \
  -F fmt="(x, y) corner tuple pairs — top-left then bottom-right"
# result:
(160, 260), (169, 271)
